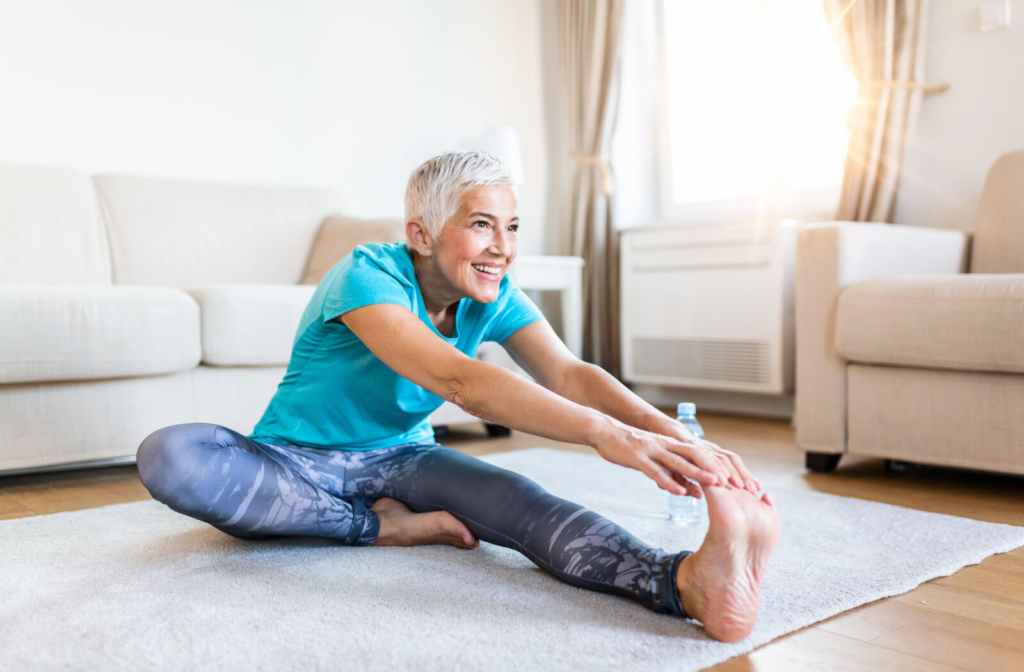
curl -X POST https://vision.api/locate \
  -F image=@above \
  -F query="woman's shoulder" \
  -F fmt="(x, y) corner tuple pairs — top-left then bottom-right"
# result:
(329, 241), (413, 284)
(349, 240), (406, 266)
(316, 240), (415, 319)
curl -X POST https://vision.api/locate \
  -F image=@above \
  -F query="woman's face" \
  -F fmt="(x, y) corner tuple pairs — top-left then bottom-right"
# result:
(433, 185), (519, 304)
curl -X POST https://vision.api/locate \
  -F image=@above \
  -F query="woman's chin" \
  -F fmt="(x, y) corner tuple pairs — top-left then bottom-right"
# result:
(468, 285), (501, 303)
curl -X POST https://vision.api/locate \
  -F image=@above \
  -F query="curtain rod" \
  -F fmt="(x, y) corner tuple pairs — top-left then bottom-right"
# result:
(867, 81), (950, 95)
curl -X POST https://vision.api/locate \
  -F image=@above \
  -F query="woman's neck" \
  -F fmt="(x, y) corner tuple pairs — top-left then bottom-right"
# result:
(410, 249), (462, 321)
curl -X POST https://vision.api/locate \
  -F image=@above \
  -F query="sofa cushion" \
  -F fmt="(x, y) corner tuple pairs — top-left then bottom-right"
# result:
(0, 286), (201, 384)
(300, 215), (406, 285)
(0, 163), (112, 285)
(184, 285), (523, 369)
(92, 174), (343, 288)
(836, 274), (1024, 374)
(184, 284), (318, 366)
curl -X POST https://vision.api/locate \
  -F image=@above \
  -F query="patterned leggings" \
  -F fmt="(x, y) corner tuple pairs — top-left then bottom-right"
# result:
(136, 423), (692, 618)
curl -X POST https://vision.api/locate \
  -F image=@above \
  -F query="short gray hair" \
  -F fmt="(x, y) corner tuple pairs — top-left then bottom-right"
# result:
(405, 150), (514, 240)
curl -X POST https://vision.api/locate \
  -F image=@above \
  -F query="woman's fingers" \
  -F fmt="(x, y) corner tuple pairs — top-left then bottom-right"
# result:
(666, 440), (730, 484)
(672, 472), (703, 498)
(716, 446), (758, 492)
(665, 438), (760, 492)
(652, 450), (719, 488)
(704, 441), (758, 492)
(709, 444), (745, 488)
(700, 441), (743, 488)
(641, 457), (687, 495)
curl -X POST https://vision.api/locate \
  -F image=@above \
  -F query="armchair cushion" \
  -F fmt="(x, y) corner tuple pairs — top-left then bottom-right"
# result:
(184, 284), (317, 366)
(836, 274), (1024, 374)
(0, 285), (200, 384)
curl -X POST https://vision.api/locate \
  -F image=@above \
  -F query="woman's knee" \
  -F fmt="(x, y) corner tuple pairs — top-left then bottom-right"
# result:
(136, 423), (219, 504)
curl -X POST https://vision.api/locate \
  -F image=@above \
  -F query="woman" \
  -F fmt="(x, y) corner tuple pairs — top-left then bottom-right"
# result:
(137, 151), (780, 643)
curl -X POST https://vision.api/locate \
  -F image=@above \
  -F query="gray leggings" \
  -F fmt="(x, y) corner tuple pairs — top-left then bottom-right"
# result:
(136, 423), (691, 618)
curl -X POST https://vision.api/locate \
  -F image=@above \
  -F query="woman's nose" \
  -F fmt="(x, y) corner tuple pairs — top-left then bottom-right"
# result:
(490, 229), (513, 257)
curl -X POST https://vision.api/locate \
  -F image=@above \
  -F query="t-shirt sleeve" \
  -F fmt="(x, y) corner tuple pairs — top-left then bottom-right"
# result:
(321, 253), (413, 325)
(485, 285), (546, 344)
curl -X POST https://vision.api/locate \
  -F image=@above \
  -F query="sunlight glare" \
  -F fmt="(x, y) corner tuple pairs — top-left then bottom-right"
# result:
(663, 0), (858, 205)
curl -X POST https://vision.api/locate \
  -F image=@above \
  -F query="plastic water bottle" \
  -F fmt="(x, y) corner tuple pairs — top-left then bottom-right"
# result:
(668, 402), (705, 524)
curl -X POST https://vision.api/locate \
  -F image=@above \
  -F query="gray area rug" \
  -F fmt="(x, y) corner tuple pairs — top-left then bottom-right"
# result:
(2, 447), (1023, 672)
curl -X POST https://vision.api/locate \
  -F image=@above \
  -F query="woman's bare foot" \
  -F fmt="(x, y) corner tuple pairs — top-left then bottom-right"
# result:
(370, 497), (479, 549)
(675, 485), (780, 642)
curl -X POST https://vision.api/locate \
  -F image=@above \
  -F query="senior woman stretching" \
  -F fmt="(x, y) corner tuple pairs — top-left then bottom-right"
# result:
(137, 150), (780, 643)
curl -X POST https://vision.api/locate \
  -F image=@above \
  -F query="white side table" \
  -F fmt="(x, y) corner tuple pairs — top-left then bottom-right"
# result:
(508, 254), (585, 358)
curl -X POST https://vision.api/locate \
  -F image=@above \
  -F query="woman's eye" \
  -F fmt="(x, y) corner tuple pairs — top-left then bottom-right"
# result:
(474, 221), (489, 228)
(508, 224), (519, 232)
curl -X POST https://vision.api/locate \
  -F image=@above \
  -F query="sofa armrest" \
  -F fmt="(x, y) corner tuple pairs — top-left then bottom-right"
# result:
(795, 222), (970, 455)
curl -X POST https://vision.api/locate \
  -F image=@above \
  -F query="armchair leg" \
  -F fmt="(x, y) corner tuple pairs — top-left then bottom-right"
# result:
(806, 452), (842, 473)
(433, 425), (450, 439)
(484, 423), (512, 438)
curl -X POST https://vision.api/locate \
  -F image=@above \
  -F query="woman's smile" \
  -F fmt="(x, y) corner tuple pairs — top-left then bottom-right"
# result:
(470, 262), (504, 282)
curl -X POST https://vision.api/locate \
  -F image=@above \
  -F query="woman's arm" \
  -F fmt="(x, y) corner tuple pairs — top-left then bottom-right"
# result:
(341, 305), (754, 495)
(501, 321), (679, 434)
(502, 320), (760, 492)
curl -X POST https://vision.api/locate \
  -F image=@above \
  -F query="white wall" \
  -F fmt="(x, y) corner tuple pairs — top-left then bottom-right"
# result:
(0, 0), (551, 254)
(896, 0), (1024, 232)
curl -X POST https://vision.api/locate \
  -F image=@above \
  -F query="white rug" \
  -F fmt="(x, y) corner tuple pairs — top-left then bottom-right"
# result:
(2, 447), (1023, 672)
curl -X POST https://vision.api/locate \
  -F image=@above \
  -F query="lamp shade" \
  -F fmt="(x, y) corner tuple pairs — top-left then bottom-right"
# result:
(479, 126), (525, 185)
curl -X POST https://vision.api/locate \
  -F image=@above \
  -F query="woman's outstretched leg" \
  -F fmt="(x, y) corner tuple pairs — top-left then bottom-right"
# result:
(345, 442), (780, 640)
(135, 423), (379, 545)
(341, 443), (694, 618)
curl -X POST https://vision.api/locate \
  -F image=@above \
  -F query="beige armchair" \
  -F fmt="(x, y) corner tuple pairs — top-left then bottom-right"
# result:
(795, 149), (1024, 476)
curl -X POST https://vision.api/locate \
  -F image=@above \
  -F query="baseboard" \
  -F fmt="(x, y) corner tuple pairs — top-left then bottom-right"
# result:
(628, 383), (795, 424)
(0, 455), (137, 478)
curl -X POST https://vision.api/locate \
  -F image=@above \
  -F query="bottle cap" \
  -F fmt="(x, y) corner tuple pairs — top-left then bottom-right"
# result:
(677, 402), (696, 416)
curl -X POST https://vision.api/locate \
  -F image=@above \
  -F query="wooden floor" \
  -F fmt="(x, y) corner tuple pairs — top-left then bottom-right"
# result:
(2, 411), (1022, 671)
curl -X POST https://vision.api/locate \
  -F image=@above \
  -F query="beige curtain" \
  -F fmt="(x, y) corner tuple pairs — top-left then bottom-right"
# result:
(560, 0), (625, 376)
(824, 0), (928, 222)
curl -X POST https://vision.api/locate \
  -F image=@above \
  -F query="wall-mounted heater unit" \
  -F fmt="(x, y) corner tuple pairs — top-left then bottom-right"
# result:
(620, 219), (800, 395)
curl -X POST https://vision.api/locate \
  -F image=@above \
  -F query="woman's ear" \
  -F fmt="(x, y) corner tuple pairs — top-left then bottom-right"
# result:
(406, 218), (435, 256)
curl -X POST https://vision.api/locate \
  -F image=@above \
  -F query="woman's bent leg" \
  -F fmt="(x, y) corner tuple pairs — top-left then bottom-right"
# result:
(136, 423), (379, 545)
(343, 443), (691, 618)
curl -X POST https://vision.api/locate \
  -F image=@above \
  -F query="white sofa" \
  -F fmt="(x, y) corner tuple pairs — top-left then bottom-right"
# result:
(0, 163), (525, 475)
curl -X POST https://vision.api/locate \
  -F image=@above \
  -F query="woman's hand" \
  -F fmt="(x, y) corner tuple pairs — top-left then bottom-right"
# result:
(590, 415), (761, 498)
(667, 424), (762, 496)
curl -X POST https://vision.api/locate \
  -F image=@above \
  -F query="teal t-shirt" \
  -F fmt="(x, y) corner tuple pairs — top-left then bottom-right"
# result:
(248, 241), (546, 450)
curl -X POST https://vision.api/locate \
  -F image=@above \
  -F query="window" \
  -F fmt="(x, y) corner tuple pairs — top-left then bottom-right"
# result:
(657, 0), (857, 222)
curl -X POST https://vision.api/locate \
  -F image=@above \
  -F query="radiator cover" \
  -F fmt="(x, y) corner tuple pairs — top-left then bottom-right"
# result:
(620, 220), (799, 394)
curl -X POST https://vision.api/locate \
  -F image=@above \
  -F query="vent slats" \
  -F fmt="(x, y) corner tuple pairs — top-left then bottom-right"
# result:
(633, 337), (771, 384)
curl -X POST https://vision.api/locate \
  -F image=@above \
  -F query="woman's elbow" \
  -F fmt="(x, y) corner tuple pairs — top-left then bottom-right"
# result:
(441, 361), (493, 417)
(442, 377), (471, 409)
